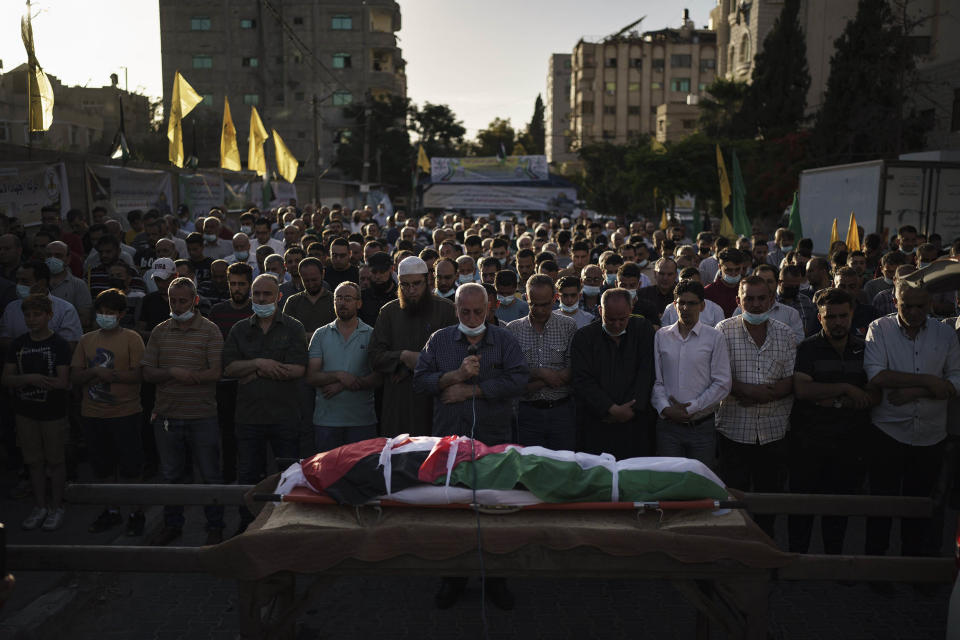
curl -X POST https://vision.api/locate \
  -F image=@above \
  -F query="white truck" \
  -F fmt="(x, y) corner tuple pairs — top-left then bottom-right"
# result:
(797, 156), (960, 254)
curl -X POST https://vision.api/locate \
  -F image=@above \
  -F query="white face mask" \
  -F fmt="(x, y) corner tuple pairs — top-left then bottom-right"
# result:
(602, 324), (626, 338)
(459, 322), (486, 337)
(559, 301), (579, 313)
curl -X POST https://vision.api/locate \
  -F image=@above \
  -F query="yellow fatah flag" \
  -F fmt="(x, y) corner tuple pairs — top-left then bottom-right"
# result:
(716, 144), (732, 211)
(417, 144), (431, 173)
(166, 71), (203, 168)
(248, 106), (269, 176)
(719, 213), (736, 241)
(21, 14), (54, 132)
(830, 218), (840, 249)
(659, 209), (668, 230)
(272, 129), (298, 183)
(845, 211), (860, 252)
(220, 97), (241, 171)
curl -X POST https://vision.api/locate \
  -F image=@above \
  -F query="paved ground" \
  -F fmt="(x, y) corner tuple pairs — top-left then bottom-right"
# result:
(0, 452), (954, 639)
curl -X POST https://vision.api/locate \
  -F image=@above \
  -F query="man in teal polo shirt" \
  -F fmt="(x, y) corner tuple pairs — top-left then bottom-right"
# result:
(307, 281), (382, 452)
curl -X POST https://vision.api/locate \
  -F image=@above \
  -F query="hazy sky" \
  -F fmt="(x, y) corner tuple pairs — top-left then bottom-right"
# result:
(1, 0), (717, 137)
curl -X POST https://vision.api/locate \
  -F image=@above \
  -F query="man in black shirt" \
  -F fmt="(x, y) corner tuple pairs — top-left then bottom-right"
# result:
(359, 252), (396, 327)
(789, 287), (880, 554)
(636, 257), (678, 316)
(324, 238), (359, 291)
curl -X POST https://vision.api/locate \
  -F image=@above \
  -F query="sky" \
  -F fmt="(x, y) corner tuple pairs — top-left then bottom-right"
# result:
(1, 0), (718, 137)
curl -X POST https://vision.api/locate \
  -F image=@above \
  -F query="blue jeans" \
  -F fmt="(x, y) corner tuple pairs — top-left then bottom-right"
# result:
(314, 424), (378, 453)
(153, 416), (224, 530)
(237, 422), (299, 526)
(517, 401), (576, 451)
(655, 416), (717, 469)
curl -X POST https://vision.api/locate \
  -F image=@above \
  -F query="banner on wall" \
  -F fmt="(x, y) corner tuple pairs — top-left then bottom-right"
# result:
(179, 171), (225, 214)
(423, 184), (577, 212)
(86, 163), (174, 217)
(0, 162), (70, 225)
(430, 156), (549, 183)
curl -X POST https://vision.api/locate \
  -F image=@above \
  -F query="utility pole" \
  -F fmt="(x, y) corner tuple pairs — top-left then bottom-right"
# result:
(361, 102), (372, 197)
(312, 94), (320, 206)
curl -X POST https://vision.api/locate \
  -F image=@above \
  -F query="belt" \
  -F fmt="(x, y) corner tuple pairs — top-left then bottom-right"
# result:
(520, 396), (571, 410)
(665, 414), (713, 427)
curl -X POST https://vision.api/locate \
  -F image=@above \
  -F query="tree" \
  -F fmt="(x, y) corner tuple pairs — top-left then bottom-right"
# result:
(740, 0), (811, 138)
(812, 0), (928, 163)
(334, 94), (412, 188)
(698, 79), (751, 138)
(409, 102), (466, 158)
(517, 94), (545, 155)
(474, 117), (515, 157)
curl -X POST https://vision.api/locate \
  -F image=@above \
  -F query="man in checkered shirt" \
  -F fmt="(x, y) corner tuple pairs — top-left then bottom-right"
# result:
(715, 275), (796, 537)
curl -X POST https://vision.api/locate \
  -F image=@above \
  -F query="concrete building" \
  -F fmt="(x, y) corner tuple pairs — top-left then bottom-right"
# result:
(0, 67), (151, 153)
(568, 10), (717, 151)
(545, 53), (575, 166)
(158, 0), (406, 184)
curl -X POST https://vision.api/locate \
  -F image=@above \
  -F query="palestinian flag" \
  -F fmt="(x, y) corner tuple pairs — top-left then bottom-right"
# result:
(278, 437), (728, 506)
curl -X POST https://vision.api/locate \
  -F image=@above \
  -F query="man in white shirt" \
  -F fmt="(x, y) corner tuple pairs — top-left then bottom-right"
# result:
(200, 217), (232, 259)
(652, 281), (732, 467)
(661, 268), (724, 328)
(1, 261), (82, 351)
(250, 217), (285, 255)
(863, 282), (960, 557)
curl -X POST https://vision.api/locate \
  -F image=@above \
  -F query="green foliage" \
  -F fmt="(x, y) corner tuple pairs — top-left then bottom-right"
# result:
(409, 102), (466, 158)
(698, 79), (751, 138)
(473, 117), (515, 157)
(335, 94), (412, 187)
(516, 94), (546, 155)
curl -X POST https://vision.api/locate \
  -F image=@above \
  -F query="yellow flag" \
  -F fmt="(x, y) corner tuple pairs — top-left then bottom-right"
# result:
(659, 209), (668, 230)
(248, 106), (269, 176)
(220, 97), (241, 171)
(21, 14), (53, 132)
(845, 211), (860, 252)
(272, 129), (298, 183)
(417, 144), (431, 173)
(166, 71), (202, 168)
(719, 212), (736, 241)
(830, 218), (840, 249)
(716, 144), (731, 211)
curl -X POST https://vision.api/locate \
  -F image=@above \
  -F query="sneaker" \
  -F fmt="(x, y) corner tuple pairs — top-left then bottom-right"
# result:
(41, 507), (65, 531)
(126, 510), (146, 537)
(22, 506), (48, 530)
(88, 509), (122, 533)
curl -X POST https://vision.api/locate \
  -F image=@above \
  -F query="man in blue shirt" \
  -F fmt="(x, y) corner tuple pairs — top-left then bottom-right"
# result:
(307, 282), (382, 452)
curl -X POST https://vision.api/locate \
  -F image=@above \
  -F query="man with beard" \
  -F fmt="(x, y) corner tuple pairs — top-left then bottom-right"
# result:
(324, 238), (359, 291)
(359, 252), (396, 327)
(207, 262), (253, 482)
(282, 258), (335, 335)
(368, 256), (457, 437)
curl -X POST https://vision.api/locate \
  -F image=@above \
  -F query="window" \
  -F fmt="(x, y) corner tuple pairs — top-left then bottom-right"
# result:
(605, 57), (617, 68)
(201, 94), (213, 106)
(332, 53), (352, 69)
(682, 119), (696, 129)
(243, 94), (259, 105)
(952, 89), (960, 132)
(739, 35), (751, 63)
(652, 58), (664, 71)
(0, 123), (8, 142)
(293, 53), (303, 65)
(295, 92), (305, 101)
(671, 78), (691, 92)
(581, 101), (594, 115)
(603, 105), (616, 115)
(630, 57), (642, 68)
(698, 82), (709, 91)
(332, 90), (352, 106)
(670, 54), (692, 68)
(293, 16), (304, 25)
(604, 82), (616, 95)
(338, 130), (352, 143)
(602, 130), (615, 140)
(192, 55), (212, 69)
(331, 14), (352, 30)
(627, 105), (641, 115)
(700, 58), (716, 71)
(240, 18), (256, 29)
(190, 16), (211, 30)
(650, 81), (663, 90)
(297, 131), (307, 139)
(628, 82), (640, 92)
(242, 57), (259, 67)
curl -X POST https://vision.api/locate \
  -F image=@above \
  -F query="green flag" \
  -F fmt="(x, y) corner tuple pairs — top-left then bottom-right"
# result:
(731, 150), (751, 238)
(788, 191), (803, 239)
(690, 207), (703, 238)
(262, 175), (274, 207)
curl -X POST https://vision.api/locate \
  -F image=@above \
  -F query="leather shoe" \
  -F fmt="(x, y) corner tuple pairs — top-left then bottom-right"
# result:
(484, 577), (515, 611)
(148, 526), (182, 547)
(434, 577), (466, 609)
(205, 529), (224, 545)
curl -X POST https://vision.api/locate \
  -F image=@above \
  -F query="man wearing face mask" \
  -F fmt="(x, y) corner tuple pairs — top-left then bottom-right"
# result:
(414, 282), (527, 611)
(554, 276), (597, 328)
(455, 255), (477, 286)
(616, 262), (661, 328)
(1, 261), (82, 352)
(493, 269), (528, 323)
(223, 274), (307, 534)
(45, 241), (92, 330)
(897, 225), (919, 261)
(141, 277), (225, 546)
(714, 276), (796, 538)
(579, 264), (604, 316)
(766, 228), (795, 269)
(200, 218), (232, 259)
(433, 257), (458, 302)
(598, 252), (624, 291)
(229, 233), (258, 271)
(571, 288), (656, 460)
(864, 251), (907, 302)
(705, 248), (746, 318)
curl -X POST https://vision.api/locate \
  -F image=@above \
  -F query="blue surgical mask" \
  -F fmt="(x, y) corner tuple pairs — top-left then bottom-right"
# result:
(435, 288), (455, 299)
(459, 322), (486, 337)
(742, 310), (770, 325)
(497, 294), (515, 306)
(251, 302), (276, 318)
(240, 225), (253, 235)
(722, 273), (742, 285)
(605, 273), (617, 286)
(781, 245), (793, 253)
(96, 313), (119, 330)
(234, 251), (249, 262)
(582, 285), (601, 297)
(559, 301), (579, 313)
(203, 233), (217, 243)
(458, 274), (475, 285)
(498, 257), (506, 267)
(602, 324), (626, 338)
(170, 309), (195, 322)
(45, 257), (65, 275)
(902, 246), (916, 255)
(636, 259), (648, 268)
(16, 284), (32, 299)
(628, 289), (637, 301)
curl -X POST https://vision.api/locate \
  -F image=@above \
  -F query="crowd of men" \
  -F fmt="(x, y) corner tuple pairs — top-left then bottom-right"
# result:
(2, 202), (959, 607)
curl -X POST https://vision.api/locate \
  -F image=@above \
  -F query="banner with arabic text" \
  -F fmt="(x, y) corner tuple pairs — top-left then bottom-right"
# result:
(430, 156), (549, 183)
(86, 163), (174, 217)
(0, 162), (70, 225)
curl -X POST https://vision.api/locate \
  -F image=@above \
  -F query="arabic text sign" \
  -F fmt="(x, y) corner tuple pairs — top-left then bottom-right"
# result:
(430, 156), (549, 183)
(0, 162), (70, 225)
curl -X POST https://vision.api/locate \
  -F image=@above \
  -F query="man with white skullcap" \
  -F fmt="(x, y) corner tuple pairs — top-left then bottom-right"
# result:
(368, 256), (457, 436)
